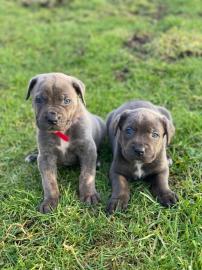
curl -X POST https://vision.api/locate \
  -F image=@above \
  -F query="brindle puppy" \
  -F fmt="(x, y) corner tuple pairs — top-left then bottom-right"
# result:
(26, 73), (105, 213)
(106, 100), (178, 214)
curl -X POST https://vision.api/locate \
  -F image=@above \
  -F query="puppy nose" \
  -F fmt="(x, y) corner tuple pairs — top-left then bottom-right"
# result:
(133, 146), (145, 156)
(47, 111), (58, 125)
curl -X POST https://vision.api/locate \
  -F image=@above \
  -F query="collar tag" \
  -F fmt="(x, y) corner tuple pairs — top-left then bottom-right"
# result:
(54, 131), (70, 142)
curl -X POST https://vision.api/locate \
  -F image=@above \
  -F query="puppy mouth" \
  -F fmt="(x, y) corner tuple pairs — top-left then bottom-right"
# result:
(133, 153), (156, 163)
(48, 122), (71, 132)
(36, 119), (72, 132)
(47, 125), (62, 131)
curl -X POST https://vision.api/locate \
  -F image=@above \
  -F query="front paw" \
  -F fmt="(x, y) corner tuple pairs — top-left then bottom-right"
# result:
(80, 191), (101, 205)
(106, 194), (130, 214)
(157, 190), (179, 207)
(39, 197), (59, 213)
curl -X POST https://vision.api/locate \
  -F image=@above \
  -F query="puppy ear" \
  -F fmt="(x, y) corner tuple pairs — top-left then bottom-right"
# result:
(26, 77), (38, 100)
(162, 116), (175, 145)
(71, 78), (86, 106)
(113, 110), (130, 135)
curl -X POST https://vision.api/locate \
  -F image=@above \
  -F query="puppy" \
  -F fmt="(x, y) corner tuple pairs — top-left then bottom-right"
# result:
(106, 100), (178, 214)
(26, 73), (105, 213)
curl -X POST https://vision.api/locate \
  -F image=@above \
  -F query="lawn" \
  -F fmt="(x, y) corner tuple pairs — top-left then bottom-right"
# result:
(0, 0), (201, 269)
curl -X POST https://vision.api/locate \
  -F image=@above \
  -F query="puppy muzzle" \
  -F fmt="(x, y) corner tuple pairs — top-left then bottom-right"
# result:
(46, 111), (61, 125)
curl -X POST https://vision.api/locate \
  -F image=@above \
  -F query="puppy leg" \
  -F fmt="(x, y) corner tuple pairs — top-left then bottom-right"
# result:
(79, 143), (100, 205)
(150, 169), (178, 207)
(38, 155), (59, 213)
(107, 168), (130, 214)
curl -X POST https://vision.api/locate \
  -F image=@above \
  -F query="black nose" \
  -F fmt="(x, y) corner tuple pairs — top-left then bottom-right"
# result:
(46, 111), (58, 125)
(133, 146), (145, 156)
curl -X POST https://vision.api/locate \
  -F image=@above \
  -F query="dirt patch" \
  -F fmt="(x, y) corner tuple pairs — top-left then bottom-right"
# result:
(125, 33), (151, 49)
(22, 0), (65, 8)
(148, 28), (202, 60)
(115, 67), (130, 82)
(124, 33), (151, 58)
(178, 50), (202, 58)
(125, 29), (202, 61)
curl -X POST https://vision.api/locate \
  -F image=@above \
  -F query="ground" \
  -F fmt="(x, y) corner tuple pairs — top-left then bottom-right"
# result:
(0, 0), (201, 269)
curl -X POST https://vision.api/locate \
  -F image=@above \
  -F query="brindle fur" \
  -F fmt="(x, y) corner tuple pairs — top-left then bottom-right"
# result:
(106, 100), (178, 214)
(26, 73), (106, 213)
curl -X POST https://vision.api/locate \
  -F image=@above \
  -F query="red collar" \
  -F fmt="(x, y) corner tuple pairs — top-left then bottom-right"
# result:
(54, 131), (70, 142)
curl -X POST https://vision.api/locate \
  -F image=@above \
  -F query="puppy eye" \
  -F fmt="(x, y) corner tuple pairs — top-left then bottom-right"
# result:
(35, 96), (43, 104)
(64, 97), (71, 105)
(152, 132), (159, 138)
(125, 127), (134, 135)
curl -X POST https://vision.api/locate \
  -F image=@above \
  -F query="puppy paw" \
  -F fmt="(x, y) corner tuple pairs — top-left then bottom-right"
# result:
(157, 190), (179, 207)
(25, 153), (38, 163)
(39, 197), (58, 213)
(106, 194), (129, 214)
(80, 191), (101, 205)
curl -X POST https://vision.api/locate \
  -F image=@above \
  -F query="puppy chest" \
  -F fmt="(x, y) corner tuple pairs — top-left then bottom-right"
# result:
(57, 139), (70, 155)
(133, 163), (144, 180)
(56, 139), (78, 165)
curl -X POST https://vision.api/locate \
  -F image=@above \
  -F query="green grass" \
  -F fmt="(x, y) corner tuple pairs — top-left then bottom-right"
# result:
(0, 0), (202, 269)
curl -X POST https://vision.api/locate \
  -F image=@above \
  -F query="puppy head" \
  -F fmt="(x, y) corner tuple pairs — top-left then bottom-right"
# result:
(114, 108), (175, 163)
(26, 73), (86, 131)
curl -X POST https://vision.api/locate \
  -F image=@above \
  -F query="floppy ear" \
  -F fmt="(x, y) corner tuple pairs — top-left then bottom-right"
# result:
(71, 77), (86, 106)
(162, 116), (175, 145)
(113, 110), (130, 136)
(26, 77), (38, 100)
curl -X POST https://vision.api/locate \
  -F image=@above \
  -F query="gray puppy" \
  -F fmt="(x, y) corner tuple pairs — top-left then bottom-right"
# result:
(106, 100), (178, 214)
(26, 73), (105, 213)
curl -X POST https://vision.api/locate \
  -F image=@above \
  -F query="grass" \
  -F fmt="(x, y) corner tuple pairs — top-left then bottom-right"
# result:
(0, 0), (201, 269)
